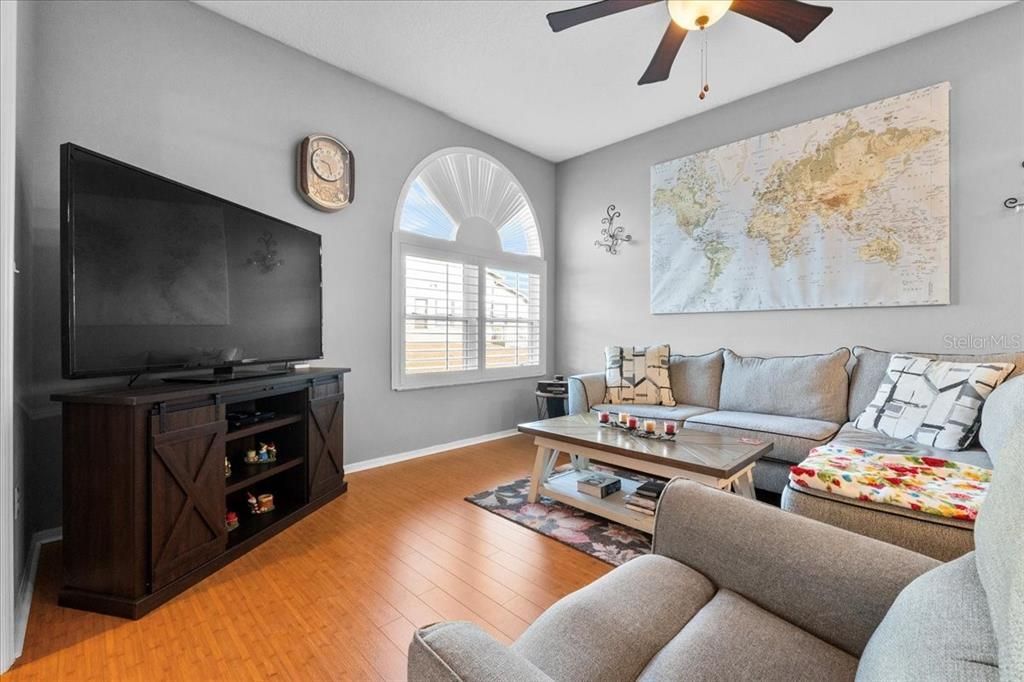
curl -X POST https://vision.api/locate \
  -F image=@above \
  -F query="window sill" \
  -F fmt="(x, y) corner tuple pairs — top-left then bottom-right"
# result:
(392, 368), (546, 392)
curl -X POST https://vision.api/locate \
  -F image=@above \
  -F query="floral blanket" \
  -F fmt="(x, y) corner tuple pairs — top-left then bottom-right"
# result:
(789, 444), (991, 522)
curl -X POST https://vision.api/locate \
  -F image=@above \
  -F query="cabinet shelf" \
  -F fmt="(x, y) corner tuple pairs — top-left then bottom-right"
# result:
(225, 455), (303, 494)
(225, 413), (303, 441)
(227, 500), (302, 549)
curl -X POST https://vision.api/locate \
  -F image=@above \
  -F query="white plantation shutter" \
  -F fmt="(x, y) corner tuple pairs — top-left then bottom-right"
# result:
(485, 269), (540, 369)
(403, 255), (479, 375)
(399, 151), (542, 257)
(393, 148), (546, 390)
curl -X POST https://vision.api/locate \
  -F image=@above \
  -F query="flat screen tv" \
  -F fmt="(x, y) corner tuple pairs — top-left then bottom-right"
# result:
(61, 143), (323, 380)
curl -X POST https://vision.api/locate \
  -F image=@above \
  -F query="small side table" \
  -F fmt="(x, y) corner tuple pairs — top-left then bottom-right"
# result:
(535, 378), (569, 419)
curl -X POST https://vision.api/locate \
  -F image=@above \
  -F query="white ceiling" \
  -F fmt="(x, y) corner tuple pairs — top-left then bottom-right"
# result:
(195, 0), (1014, 162)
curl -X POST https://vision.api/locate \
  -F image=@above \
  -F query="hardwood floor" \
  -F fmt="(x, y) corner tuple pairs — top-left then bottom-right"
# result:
(5, 435), (611, 681)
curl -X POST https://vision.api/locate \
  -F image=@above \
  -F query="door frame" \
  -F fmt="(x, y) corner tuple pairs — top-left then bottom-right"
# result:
(0, 0), (20, 672)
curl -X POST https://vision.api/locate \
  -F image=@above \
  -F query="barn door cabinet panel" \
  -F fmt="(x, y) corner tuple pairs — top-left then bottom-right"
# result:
(150, 413), (227, 591)
(53, 367), (350, 619)
(308, 394), (344, 500)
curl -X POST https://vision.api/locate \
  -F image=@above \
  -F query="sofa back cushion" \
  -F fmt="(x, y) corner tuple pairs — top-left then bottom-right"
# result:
(668, 349), (724, 408)
(848, 346), (1024, 421)
(857, 554), (999, 681)
(979, 375), (1023, 463)
(974, 378), (1024, 677)
(719, 348), (850, 423)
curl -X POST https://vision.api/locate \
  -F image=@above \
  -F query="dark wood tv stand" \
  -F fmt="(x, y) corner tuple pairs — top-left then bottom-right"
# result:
(52, 367), (350, 619)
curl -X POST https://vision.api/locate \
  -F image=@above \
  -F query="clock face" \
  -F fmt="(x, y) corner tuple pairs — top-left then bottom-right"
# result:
(298, 135), (353, 212)
(311, 146), (344, 182)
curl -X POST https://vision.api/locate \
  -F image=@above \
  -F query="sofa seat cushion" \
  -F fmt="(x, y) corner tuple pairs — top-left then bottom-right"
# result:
(590, 403), (714, 423)
(684, 411), (840, 465)
(638, 590), (857, 682)
(858, 554), (998, 681)
(784, 484), (976, 530)
(781, 485), (974, 560)
(829, 422), (992, 469)
(687, 411), (841, 440)
(513, 554), (715, 682)
(790, 443), (991, 523)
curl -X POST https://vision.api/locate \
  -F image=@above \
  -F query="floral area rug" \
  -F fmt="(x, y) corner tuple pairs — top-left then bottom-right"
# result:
(465, 466), (655, 566)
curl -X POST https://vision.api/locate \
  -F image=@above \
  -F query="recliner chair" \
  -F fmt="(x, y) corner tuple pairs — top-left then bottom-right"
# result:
(408, 380), (1022, 681)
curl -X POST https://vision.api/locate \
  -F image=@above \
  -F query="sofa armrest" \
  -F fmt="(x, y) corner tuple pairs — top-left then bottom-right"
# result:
(652, 479), (940, 658)
(409, 622), (554, 682)
(568, 372), (605, 415)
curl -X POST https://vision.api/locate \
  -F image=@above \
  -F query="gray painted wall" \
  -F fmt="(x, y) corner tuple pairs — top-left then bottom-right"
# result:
(15, 0), (555, 533)
(555, 4), (1024, 376)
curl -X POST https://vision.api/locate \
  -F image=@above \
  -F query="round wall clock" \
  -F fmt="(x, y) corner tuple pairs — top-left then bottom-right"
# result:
(297, 134), (354, 212)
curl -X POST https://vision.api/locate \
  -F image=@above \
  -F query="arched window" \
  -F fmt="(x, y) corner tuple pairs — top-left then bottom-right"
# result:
(392, 148), (546, 389)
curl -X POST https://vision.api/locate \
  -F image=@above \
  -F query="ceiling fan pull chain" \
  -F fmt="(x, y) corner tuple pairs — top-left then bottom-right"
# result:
(704, 29), (710, 96)
(698, 28), (709, 100)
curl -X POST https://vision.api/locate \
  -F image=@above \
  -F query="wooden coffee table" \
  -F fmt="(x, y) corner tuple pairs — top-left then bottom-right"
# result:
(518, 413), (773, 533)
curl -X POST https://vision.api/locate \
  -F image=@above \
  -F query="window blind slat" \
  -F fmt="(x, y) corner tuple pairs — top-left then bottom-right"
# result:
(484, 268), (541, 370)
(404, 255), (480, 375)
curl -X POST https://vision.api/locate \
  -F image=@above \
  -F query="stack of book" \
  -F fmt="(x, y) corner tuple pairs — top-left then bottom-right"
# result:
(624, 480), (667, 516)
(623, 495), (656, 516)
(577, 473), (621, 498)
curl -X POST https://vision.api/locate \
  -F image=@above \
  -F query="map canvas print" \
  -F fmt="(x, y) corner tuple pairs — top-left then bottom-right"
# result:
(650, 82), (950, 314)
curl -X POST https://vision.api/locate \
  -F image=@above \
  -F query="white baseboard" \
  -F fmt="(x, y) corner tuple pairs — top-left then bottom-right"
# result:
(15, 527), (62, 659)
(345, 429), (520, 474)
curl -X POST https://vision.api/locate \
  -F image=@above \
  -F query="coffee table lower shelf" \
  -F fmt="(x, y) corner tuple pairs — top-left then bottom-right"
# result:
(539, 469), (656, 534)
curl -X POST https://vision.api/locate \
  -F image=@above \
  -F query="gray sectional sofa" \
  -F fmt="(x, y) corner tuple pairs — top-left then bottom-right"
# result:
(568, 346), (1024, 560)
(408, 378), (1024, 680)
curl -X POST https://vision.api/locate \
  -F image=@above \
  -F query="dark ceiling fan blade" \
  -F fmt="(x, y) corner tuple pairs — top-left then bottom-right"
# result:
(638, 21), (687, 85)
(547, 0), (661, 33)
(729, 0), (833, 42)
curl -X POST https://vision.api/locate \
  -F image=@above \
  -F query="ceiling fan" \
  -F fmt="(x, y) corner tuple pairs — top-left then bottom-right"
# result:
(546, 0), (833, 90)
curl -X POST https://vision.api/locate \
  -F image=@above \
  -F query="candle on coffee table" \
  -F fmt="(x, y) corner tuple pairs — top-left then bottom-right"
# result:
(598, 411), (610, 424)
(618, 412), (629, 425)
(627, 416), (638, 430)
(664, 421), (677, 435)
(643, 419), (656, 433)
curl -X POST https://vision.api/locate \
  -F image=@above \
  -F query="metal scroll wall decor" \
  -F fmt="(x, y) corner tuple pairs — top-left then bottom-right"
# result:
(595, 204), (632, 255)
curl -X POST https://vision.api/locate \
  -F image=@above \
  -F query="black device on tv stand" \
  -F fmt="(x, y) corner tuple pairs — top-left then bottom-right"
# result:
(162, 366), (294, 384)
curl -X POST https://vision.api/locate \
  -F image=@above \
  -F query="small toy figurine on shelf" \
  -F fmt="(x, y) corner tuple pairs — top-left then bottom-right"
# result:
(225, 510), (239, 531)
(245, 449), (259, 464)
(246, 491), (275, 515)
(258, 493), (275, 513)
(252, 442), (278, 463)
(225, 456), (232, 479)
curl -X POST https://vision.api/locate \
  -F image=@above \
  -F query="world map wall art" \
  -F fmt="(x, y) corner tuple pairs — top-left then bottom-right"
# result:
(650, 82), (950, 314)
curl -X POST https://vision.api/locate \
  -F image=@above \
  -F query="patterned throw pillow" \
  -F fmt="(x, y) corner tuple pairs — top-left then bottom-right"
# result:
(604, 345), (676, 406)
(854, 354), (1015, 451)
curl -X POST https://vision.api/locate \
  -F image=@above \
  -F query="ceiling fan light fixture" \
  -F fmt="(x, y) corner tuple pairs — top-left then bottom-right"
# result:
(667, 0), (733, 31)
